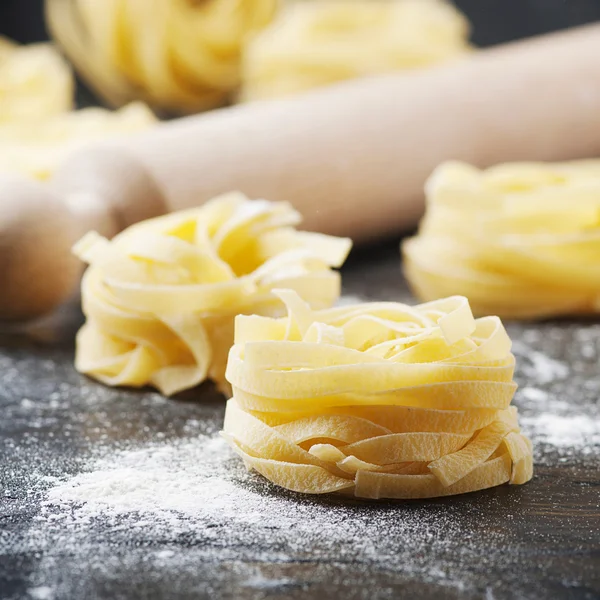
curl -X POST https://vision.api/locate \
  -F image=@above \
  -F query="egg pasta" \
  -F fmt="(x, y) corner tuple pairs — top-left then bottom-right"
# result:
(222, 290), (532, 499)
(73, 193), (351, 395)
(404, 160), (600, 318)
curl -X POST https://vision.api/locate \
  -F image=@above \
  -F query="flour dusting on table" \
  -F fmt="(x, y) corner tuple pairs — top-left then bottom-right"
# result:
(44, 436), (270, 528)
(520, 414), (600, 450)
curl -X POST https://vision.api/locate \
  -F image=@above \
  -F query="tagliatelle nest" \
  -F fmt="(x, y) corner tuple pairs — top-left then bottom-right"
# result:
(222, 290), (532, 499)
(0, 36), (73, 124)
(403, 160), (600, 319)
(0, 102), (156, 180)
(241, 0), (471, 101)
(48, 0), (278, 113)
(73, 193), (351, 395)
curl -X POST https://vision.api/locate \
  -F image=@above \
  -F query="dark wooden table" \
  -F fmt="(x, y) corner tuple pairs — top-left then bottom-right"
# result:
(1, 244), (599, 600)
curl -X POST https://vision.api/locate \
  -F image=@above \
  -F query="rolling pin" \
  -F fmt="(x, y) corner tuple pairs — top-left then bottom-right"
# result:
(3, 23), (600, 322)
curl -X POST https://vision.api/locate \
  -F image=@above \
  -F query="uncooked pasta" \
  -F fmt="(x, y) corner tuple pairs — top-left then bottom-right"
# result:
(241, 0), (470, 101)
(73, 193), (351, 395)
(404, 160), (600, 319)
(0, 36), (73, 123)
(222, 290), (532, 499)
(0, 102), (155, 180)
(47, 0), (278, 113)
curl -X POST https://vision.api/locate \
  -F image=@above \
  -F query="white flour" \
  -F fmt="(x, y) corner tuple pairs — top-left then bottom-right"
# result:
(511, 340), (570, 384)
(43, 436), (275, 530)
(31, 431), (472, 596)
(27, 587), (53, 600)
(520, 413), (600, 449)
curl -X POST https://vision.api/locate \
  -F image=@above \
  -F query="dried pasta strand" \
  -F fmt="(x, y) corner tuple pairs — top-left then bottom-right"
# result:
(222, 290), (533, 500)
(354, 454), (512, 500)
(404, 160), (600, 318)
(74, 193), (351, 395)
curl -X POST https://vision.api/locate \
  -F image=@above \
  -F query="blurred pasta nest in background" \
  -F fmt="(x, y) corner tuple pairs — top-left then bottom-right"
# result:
(0, 35), (73, 122)
(46, 0), (470, 112)
(0, 36), (156, 180)
(241, 0), (471, 101)
(46, 0), (279, 113)
(0, 103), (154, 180)
(73, 193), (351, 396)
(404, 161), (600, 319)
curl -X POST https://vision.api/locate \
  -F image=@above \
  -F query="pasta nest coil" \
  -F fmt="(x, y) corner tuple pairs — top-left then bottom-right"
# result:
(0, 36), (73, 124)
(222, 290), (533, 499)
(0, 102), (156, 180)
(73, 193), (351, 395)
(241, 0), (471, 101)
(404, 160), (600, 319)
(47, 0), (279, 113)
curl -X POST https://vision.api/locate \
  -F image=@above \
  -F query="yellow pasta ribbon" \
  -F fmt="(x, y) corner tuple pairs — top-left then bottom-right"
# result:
(404, 160), (600, 319)
(0, 102), (155, 180)
(222, 291), (533, 499)
(73, 193), (351, 395)
(241, 0), (471, 102)
(0, 36), (73, 123)
(48, 0), (279, 113)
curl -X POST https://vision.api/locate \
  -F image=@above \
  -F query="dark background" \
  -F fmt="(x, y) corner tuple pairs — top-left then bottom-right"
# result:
(2, 0), (600, 47)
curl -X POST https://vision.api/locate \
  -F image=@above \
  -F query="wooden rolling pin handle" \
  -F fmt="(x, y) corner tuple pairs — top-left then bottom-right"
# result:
(52, 146), (168, 234)
(0, 175), (83, 322)
(0, 151), (166, 322)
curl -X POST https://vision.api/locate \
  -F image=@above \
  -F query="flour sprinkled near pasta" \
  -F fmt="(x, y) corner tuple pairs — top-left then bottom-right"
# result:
(44, 436), (274, 530)
(43, 412), (600, 529)
(34, 430), (470, 594)
(520, 414), (600, 450)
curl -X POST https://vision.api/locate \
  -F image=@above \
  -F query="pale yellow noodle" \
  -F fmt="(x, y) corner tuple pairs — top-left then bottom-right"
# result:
(222, 290), (533, 499)
(241, 0), (471, 101)
(50, 0), (279, 113)
(0, 102), (156, 180)
(403, 160), (600, 318)
(0, 35), (156, 180)
(73, 193), (352, 395)
(0, 36), (73, 123)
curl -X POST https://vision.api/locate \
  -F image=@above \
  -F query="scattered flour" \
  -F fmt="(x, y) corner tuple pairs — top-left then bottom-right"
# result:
(27, 587), (53, 600)
(515, 387), (570, 413)
(31, 433), (474, 596)
(42, 409), (600, 540)
(518, 387), (549, 403)
(521, 414), (600, 449)
(43, 436), (270, 529)
(511, 341), (569, 384)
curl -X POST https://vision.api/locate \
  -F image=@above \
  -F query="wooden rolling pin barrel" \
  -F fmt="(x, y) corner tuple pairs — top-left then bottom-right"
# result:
(2, 24), (600, 322)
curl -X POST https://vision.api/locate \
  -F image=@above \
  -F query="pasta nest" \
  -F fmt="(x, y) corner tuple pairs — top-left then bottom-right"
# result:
(48, 0), (279, 113)
(0, 36), (73, 124)
(0, 102), (155, 180)
(241, 0), (471, 101)
(222, 290), (533, 499)
(73, 193), (351, 396)
(404, 160), (600, 319)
